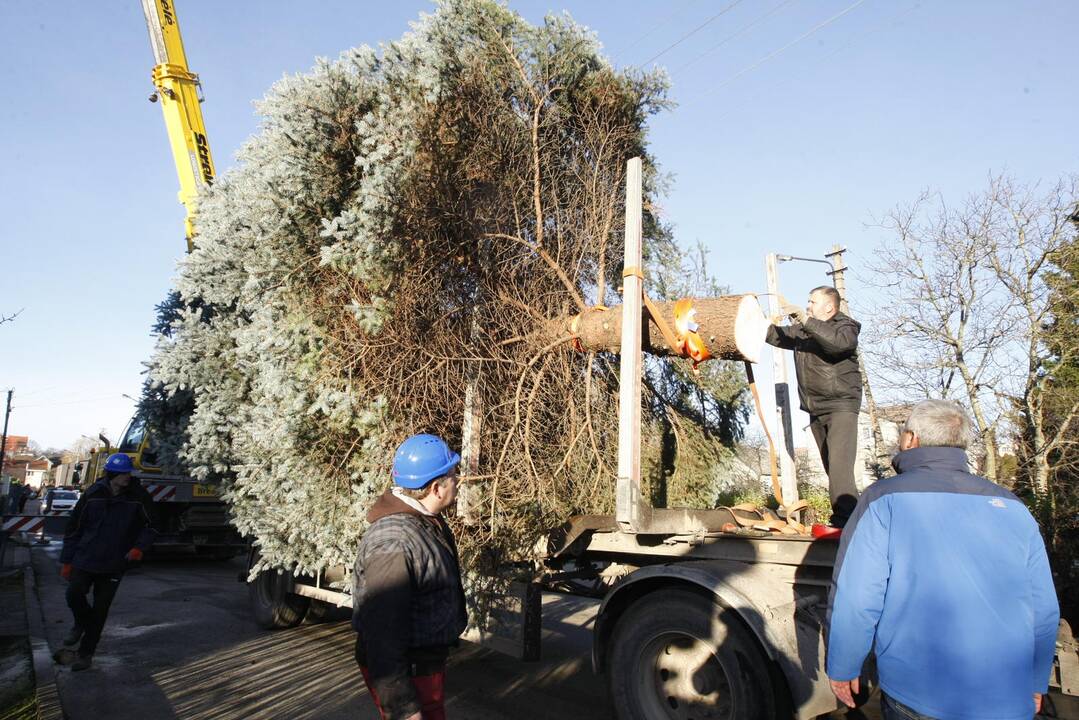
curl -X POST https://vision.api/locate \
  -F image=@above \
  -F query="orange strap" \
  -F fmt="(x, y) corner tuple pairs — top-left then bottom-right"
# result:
(744, 361), (784, 507)
(642, 294), (682, 354)
(744, 362), (807, 533)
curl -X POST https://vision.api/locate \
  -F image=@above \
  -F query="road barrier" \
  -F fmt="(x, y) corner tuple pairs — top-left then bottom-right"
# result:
(0, 513), (72, 565)
(145, 483), (177, 502)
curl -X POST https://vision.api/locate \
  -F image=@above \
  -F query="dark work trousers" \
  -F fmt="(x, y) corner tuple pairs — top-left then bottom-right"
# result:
(66, 568), (122, 657)
(808, 410), (860, 527)
(359, 665), (446, 720)
(355, 636), (447, 720)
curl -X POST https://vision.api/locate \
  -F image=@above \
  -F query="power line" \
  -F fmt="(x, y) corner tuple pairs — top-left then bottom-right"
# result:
(638, 0), (747, 67)
(611, 0), (707, 63)
(16, 394), (122, 410)
(706, 2), (920, 120)
(685, 0), (870, 105)
(672, 0), (801, 75)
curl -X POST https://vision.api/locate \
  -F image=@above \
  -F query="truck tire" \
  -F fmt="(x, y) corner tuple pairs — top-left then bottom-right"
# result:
(249, 568), (310, 629)
(303, 598), (351, 625)
(608, 589), (778, 720)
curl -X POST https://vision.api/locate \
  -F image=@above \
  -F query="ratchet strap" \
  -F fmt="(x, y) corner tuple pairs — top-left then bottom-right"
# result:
(744, 361), (807, 533)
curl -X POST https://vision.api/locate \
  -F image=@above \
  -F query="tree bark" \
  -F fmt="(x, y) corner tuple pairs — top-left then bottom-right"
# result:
(548, 294), (769, 363)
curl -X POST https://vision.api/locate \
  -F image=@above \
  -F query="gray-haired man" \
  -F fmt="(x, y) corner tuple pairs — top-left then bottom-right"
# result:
(827, 400), (1059, 719)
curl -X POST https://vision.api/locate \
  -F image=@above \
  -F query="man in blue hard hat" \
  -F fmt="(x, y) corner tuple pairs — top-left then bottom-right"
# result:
(352, 434), (467, 720)
(54, 452), (156, 671)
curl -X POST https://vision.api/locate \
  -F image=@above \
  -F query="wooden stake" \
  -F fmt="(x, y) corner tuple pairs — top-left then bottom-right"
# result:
(765, 253), (799, 517)
(616, 158), (645, 532)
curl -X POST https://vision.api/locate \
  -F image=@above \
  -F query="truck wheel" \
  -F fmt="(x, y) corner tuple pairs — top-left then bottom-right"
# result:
(249, 568), (310, 629)
(608, 589), (777, 720)
(303, 598), (351, 624)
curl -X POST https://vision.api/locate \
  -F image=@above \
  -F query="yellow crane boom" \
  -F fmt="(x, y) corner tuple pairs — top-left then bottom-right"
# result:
(141, 0), (216, 251)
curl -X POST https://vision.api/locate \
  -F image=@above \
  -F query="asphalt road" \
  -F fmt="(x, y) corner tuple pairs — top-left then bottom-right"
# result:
(32, 543), (615, 720)
(29, 538), (889, 720)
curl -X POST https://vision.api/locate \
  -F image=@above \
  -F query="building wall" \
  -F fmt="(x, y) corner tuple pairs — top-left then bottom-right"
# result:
(25, 468), (47, 489)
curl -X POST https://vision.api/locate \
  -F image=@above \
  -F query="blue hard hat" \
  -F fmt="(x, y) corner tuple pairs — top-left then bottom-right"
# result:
(392, 434), (460, 489)
(104, 453), (134, 474)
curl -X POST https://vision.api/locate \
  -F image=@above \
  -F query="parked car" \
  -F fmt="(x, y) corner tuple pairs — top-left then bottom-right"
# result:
(46, 489), (80, 513)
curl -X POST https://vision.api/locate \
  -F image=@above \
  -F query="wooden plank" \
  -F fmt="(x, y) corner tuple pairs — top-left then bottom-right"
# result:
(616, 158), (645, 532)
(765, 253), (800, 516)
(461, 581), (542, 661)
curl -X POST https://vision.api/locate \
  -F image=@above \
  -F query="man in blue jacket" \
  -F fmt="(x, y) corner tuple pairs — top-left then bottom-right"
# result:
(826, 400), (1059, 719)
(55, 453), (155, 671)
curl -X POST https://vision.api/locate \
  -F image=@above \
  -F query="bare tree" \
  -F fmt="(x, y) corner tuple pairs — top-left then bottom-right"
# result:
(984, 176), (1079, 496)
(863, 173), (1079, 489)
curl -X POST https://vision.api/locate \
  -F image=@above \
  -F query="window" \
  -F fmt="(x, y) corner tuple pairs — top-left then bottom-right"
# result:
(118, 416), (147, 453)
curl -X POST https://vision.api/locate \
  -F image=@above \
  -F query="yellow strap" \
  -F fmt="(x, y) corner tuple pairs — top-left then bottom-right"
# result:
(622, 265), (644, 279)
(642, 294), (682, 354)
(744, 362), (784, 508)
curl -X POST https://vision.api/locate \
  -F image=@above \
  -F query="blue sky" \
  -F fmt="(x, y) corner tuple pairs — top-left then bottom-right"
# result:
(1, 0), (1076, 450)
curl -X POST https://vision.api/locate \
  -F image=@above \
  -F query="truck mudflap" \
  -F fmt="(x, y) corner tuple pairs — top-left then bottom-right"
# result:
(593, 559), (847, 720)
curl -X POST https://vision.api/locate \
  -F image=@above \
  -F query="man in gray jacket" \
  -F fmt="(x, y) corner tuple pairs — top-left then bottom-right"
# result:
(353, 434), (467, 720)
(767, 286), (862, 528)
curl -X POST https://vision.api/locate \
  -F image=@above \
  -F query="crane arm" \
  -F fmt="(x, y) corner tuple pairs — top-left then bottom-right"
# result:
(141, 0), (216, 251)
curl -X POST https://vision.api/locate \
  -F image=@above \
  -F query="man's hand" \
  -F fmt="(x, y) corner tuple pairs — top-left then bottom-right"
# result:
(125, 548), (144, 562)
(1034, 692), (1042, 714)
(60, 563), (72, 580)
(829, 676), (860, 709)
(779, 301), (807, 324)
(775, 294), (807, 323)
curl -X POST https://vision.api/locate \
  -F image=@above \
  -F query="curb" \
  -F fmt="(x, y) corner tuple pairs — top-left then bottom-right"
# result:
(24, 552), (63, 720)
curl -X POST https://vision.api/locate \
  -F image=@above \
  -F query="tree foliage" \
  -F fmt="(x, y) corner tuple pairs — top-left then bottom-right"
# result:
(863, 173), (1079, 614)
(144, 0), (747, 577)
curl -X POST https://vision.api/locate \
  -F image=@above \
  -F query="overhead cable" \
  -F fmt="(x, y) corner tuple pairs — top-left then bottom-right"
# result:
(687, 0), (869, 103)
(612, 0), (706, 63)
(706, 3), (920, 120)
(638, 0), (747, 67)
(672, 0), (801, 75)
(699, 1), (919, 115)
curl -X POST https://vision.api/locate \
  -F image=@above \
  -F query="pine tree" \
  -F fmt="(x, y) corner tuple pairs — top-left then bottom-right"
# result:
(146, 0), (747, 577)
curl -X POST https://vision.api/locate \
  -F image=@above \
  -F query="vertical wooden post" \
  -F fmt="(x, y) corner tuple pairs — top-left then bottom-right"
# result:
(458, 238), (490, 523)
(616, 157), (645, 532)
(457, 379), (482, 523)
(765, 254), (799, 514)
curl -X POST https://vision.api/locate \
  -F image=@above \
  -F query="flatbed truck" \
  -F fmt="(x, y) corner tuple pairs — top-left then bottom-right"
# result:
(244, 159), (1078, 719)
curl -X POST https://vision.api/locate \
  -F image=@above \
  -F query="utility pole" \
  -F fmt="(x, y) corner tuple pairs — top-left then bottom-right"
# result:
(765, 255), (800, 515)
(826, 245), (887, 478)
(0, 390), (12, 481)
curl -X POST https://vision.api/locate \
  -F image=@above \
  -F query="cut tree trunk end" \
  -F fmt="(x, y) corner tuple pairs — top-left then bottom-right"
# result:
(559, 294), (769, 363)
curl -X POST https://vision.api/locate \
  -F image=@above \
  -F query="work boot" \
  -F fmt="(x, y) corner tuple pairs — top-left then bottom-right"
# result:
(70, 653), (93, 672)
(62, 625), (84, 646)
(811, 523), (843, 540)
(52, 648), (77, 665)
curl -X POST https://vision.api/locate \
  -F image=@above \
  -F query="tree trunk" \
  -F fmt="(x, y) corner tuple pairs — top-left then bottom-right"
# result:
(552, 295), (769, 363)
(858, 354), (888, 478)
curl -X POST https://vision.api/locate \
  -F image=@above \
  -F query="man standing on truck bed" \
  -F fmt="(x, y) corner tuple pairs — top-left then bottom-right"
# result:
(55, 453), (155, 671)
(353, 434), (467, 720)
(827, 400), (1059, 720)
(767, 285), (862, 528)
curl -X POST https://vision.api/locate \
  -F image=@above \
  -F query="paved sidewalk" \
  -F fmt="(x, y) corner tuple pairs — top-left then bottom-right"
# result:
(0, 541), (62, 720)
